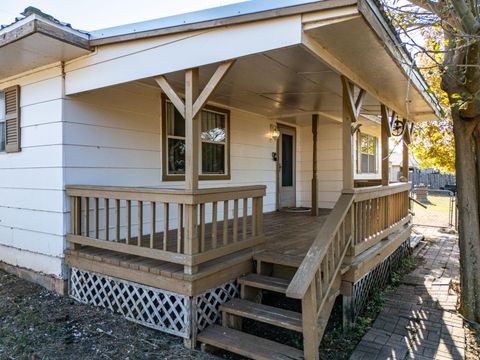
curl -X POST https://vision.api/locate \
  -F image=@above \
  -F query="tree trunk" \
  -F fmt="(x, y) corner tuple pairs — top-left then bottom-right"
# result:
(453, 114), (480, 322)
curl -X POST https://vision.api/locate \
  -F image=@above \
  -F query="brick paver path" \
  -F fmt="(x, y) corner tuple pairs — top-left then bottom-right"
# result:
(350, 227), (465, 360)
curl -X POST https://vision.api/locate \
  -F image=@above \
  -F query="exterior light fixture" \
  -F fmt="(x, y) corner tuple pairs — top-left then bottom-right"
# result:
(270, 124), (280, 142)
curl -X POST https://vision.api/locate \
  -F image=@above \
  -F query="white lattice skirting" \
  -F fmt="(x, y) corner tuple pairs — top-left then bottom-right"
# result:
(352, 237), (412, 317)
(70, 268), (239, 339)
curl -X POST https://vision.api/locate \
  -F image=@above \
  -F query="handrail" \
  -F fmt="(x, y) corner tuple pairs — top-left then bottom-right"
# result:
(66, 185), (266, 205)
(345, 182), (410, 202)
(286, 193), (354, 299)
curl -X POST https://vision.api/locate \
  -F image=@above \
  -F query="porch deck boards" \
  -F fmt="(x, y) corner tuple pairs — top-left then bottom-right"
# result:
(66, 210), (330, 282)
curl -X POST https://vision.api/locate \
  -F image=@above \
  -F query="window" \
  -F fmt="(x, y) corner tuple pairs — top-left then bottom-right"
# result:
(162, 97), (230, 180)
(358, 133), (378, 174)
(0, 91), (4, 152)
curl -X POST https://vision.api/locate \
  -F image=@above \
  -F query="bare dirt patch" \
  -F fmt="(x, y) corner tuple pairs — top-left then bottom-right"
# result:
(0, 270), (218, 360)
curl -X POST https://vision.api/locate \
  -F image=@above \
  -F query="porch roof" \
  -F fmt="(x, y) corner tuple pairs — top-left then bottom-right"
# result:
(0, 10), (91, 80)
(0, 1), (441, 122)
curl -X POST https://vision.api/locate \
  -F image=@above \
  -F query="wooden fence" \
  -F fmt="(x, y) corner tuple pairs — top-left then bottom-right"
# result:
(410, 171), (455, 189)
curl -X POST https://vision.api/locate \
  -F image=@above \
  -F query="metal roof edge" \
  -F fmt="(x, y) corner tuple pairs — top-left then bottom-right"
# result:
(89, 0), (342, 46)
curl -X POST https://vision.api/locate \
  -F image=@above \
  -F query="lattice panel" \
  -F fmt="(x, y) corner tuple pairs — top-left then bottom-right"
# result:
(352, 239), (412, 317)
(70, 268), (190, 338)
(195, 281), (239, 331)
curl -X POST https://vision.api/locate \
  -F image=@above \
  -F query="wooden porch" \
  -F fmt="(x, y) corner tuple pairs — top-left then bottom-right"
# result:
(65, 201), (329, 296)
(65, 182), (411, 358)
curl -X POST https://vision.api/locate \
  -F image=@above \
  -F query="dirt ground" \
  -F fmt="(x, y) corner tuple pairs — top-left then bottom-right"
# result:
(0, 270), (219, 360)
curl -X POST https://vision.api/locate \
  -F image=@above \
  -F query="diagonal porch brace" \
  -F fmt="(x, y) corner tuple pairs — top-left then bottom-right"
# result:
(341, 75), (366, 122)
(192, 60), (235, 118)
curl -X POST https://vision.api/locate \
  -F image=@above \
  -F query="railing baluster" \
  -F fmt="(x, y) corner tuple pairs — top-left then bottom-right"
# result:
(104, 198), (109, 241)
(233, 199), (239, 243)
(126, 200), (131, 245)
(212, 202), (218, 249)
(163, 203), (169, 251)
(242, 198), (248, 240)
(94, 197), (99, 239)
(177, 204), (183, 253)
(223, 200), (228, 245)
(150, 201), (156, 249)
(138, 200), (143, 246)
(115, 199), (120, 242)
(84, 197), (90, 237)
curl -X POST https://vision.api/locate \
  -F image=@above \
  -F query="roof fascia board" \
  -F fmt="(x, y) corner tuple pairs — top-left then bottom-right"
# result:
(90, 0), (357, 46)
(0, 15), (91, 50)
(302, 5), (360, 29)
(65, 15), (303, 95)
(358, 0), (441, 120)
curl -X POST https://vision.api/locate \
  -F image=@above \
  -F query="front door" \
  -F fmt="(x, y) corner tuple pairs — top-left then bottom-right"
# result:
(277, 125), (296, 209)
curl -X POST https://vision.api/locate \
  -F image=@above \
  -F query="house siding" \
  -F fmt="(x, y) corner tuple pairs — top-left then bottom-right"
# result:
(298, 121), (343, 209)
(0, 64), (65, 278)
(63, 82), (278, 239)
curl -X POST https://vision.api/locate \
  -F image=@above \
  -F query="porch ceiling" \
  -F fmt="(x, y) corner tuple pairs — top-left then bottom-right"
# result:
(139, 44), (379, 126)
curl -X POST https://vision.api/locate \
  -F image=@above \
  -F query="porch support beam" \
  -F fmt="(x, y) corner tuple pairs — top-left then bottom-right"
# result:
(402, 142), (409, 180)
(401, 121), (413, 181)
(154, 76), (185, 118)
(341, 76), (359, 190)
(311, 114), (318, 216)
(380, 104), (392, 186)
(185, 68), (200, 191)
(192, 60), (235, 118)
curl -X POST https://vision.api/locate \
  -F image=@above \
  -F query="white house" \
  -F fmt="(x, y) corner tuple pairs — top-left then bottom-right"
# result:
(0, 1), (438, 358)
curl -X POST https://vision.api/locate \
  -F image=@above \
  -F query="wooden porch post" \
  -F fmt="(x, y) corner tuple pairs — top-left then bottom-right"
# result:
(342, 84), (354, 190)
(380, 105), (392, 186)
(185, 68), (200, 191)
(402, 141), (409, 180)
(341, 76), (365, 190)
(311, 114), (318, 216)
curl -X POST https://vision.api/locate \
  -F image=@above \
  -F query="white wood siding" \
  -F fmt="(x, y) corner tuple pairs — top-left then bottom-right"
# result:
(297, 121), (343, 209)
(0, 64), (65, 277)
(64, 82), (278, 236)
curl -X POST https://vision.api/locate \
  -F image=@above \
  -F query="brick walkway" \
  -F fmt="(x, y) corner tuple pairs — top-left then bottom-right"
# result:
(350, 227), (465, 360)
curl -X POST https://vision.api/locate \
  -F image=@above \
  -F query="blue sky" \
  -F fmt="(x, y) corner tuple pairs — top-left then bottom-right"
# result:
(0, 0), (247, 30)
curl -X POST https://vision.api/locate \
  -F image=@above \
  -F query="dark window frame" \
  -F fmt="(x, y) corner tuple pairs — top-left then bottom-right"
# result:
(161, 94), (231, 181)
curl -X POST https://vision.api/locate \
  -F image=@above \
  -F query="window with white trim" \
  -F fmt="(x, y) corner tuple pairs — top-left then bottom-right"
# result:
(163, 99), (229, 180)
(357, 133), (378, 174)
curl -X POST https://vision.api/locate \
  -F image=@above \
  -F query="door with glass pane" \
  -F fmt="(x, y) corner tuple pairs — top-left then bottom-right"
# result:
(277, 125), (296, 209)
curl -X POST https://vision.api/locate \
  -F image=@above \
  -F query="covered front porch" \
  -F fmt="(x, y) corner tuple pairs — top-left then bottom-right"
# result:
(61, 1), (437, 356)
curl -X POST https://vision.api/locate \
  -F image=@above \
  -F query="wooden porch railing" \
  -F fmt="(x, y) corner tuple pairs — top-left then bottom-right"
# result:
(348, 182), (411, 255)
(67, 185), (266, 274)
(285, 183), (411, 359)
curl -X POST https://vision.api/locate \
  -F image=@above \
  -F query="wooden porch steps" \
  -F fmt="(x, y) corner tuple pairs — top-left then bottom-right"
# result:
(238, 274), (290, 294)
(254, 251), (304, 268)
(220, 298), (303, 332)
(198, 325), (304, 360)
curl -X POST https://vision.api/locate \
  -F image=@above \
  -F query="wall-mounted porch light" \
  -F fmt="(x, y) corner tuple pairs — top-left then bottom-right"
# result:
(269, 124), (280, 142)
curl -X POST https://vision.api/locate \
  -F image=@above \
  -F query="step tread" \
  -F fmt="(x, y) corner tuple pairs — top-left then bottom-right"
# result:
(198, 325), (304, 360)
(238, 274), (290, 293)
(220, 298), (302, 332)
(254, 251), (304, 268)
